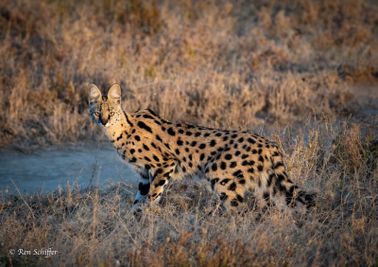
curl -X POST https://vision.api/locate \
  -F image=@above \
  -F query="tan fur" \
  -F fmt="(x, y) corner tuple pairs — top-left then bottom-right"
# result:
(89, 84), (315, 211)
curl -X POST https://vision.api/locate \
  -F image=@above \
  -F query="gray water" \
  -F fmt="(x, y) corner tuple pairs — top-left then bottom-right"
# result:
(0, 147), (139, 195)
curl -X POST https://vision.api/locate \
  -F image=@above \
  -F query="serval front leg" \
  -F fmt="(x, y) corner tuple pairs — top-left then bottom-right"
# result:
(131, 168), (152, 213)
(148, 159), (178, 204)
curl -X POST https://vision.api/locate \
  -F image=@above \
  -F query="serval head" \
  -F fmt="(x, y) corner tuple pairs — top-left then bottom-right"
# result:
(88, 83), (123, 128)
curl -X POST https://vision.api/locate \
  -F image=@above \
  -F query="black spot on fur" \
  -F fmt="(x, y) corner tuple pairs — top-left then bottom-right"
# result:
(233, 170), (244, 179)
(220, 162), (227, 170)
(142, 114), (154, 120)
(241, 160), (249, 166)
(156, 135), (163, 142)
(220, 178), (230, 185)
(228, 182), (237, 191)
(116, 133), (123, 141)
(137, 121), (153, 133)
(230, 161), (237, 168)
(220, 193), (228, 201)
(230, 199), (239, 207)
(177, 139), (183, 146)
(212, 163), (218, 171)
(138, 182), (150, 195)
(167, 128), (176, 136)
(199, 143), (206, 149)
(274, 162), (284, 169)
(275, 174), (286, 192)
(236, 194), (244, 202)
(211, 178), (219, 189)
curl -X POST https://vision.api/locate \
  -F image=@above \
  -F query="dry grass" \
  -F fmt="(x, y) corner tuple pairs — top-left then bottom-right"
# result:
(0, 123), (377, 266)
(0, 0), (378, 266)
(0, 0), (377, 147)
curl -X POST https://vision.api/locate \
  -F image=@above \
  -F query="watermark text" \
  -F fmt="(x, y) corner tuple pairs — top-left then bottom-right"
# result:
(9, 248), (58, 258)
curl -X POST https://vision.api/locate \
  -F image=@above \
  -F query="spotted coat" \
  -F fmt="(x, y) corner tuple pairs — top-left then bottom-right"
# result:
(89, 84), (315, 211)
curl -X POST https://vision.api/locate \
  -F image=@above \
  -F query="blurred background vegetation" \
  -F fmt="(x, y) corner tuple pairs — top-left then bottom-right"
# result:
(0, 0), (377, 147)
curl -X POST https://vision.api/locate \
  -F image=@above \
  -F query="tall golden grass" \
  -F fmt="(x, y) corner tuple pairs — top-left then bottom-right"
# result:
(0, 0), (377, 266)
(0, 0), (376, 147)
(1, 123), (377, 266)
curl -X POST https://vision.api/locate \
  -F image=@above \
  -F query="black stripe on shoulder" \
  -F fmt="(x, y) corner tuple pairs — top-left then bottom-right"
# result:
(137, 121), (153, 133)
(124, 112), (134, 127)
(146, 109), (158, 116)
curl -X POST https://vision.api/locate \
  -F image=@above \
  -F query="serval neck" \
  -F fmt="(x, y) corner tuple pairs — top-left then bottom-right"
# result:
(105, 110), (134, 147)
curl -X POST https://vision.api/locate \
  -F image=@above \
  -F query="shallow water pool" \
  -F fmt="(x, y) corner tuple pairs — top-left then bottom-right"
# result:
(0, 146), (138, 194)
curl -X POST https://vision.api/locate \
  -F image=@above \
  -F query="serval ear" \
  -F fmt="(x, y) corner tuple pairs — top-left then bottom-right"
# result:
(89, 84), (102, 103)
(108, 83), (121, 101)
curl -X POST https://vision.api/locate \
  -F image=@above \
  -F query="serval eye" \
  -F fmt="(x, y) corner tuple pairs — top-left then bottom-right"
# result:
(94, 112), (100, 116)
(110, 111), (115, 116)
